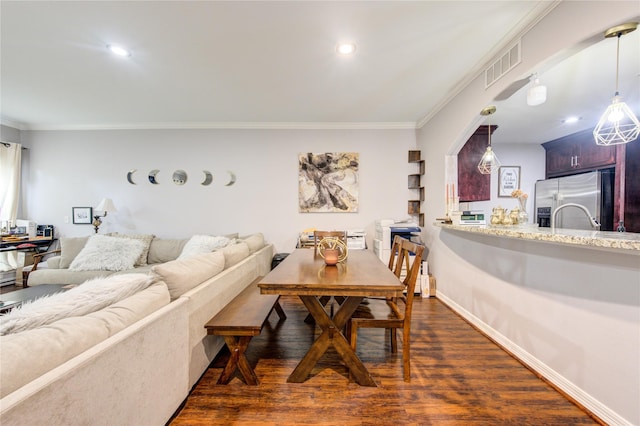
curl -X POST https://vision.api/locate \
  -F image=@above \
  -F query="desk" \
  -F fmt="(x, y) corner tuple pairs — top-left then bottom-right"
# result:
(258, 249), (404, 386)
(1, 237), (57, 286)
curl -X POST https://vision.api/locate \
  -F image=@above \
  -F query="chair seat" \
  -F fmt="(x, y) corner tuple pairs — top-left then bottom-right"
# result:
(352, 298), (403, 324)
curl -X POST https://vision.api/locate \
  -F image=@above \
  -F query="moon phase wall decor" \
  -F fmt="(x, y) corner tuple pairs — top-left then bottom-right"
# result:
(148, 169), (160, 184)
(172, 170), (187, 185)
(202, 170), (213, 186)
(225, 171), (236, 186)
(127, 169), (235, 186)
(126, 169), (137, 184)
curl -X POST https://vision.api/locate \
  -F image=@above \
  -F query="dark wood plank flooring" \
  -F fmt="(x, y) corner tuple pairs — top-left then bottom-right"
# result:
(170, 295), (599, 425)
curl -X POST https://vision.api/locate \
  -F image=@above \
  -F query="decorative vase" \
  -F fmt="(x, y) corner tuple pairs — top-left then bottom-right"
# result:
(518, 198), (529, 225)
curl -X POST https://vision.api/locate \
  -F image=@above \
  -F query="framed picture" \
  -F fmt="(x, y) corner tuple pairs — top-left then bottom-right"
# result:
(498, 166), (520, 197)
(72, 207), (93, 224)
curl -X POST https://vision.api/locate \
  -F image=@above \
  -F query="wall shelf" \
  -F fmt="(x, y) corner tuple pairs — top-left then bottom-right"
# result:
(408, 150), (425, 226)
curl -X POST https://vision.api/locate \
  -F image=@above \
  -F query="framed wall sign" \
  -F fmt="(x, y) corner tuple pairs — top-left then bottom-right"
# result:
(498, 166), (520, 197)
(72, 207), (93, 224)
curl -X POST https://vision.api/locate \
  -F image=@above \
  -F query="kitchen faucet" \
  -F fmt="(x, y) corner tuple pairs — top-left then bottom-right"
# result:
(551, 203), (600, 231)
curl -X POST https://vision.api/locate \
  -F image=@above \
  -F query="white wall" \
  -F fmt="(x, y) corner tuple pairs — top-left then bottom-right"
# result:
(19, 128), (416, 253)
(418, 2), (640, 424)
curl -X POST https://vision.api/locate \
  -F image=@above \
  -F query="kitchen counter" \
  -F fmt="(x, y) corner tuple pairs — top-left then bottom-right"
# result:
(434, 222), (640, 253)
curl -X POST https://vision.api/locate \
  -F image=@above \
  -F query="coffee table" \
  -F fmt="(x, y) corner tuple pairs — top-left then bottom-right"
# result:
(0, 284), (67, 313)
(258, 249), (404, 386)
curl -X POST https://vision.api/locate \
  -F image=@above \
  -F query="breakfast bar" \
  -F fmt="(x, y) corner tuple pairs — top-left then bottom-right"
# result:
(434, 222), (640, 253)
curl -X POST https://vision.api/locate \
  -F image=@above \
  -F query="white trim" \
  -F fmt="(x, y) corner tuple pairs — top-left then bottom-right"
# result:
(436, 292), (632, 426)
(15, 121), (418, 131)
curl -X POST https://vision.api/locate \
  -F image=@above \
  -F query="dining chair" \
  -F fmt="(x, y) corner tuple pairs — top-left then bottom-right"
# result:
(348, 235), (424, 382)
(313, 230), (347, 256)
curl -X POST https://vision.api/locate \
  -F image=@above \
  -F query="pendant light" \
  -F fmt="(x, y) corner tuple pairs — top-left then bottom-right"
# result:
(527, 73), (547, 106)
(477, 106), (500, 174)
(593, 22), (639, 146)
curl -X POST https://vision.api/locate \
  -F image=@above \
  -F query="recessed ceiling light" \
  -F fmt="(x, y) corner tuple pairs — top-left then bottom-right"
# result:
(562, 116), (582, 124)
(336, 42), (356, 55)
(107, 44), (131, 57)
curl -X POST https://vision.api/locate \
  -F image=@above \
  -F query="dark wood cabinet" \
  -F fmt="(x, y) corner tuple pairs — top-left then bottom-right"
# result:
(458, 125), (494, 202)
(543, 129), (617, 177)
(624, 141), (640, 232)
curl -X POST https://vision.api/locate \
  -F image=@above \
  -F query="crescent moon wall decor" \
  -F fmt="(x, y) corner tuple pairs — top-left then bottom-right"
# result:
(225, 170), (237, 186)
(201, 170), (213, 186)
(148, 169), (160, 184)
(126, 169), (137, 185)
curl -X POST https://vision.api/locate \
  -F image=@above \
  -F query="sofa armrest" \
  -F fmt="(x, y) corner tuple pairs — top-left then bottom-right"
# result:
(31, 249), (61, 271)
(46, 255), (62, 269)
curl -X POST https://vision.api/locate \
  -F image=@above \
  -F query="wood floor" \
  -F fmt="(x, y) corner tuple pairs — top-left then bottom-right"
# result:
(170, 295), (599, 425)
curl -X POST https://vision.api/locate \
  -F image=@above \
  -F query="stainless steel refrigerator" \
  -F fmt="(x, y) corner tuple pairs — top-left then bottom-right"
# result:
(534, 170), (614, 231)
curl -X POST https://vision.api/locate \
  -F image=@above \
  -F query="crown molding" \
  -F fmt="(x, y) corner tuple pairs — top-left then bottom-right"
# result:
(16, 121), (418, 131)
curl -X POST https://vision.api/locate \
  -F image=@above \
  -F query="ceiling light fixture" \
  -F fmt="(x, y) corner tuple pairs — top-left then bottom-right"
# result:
(593, 22), (639, 145)
(107, 44), (131, 57)
(477, 106), (500, 175)
(563, 116), (581, 124)
(526, 73), (547, 106)
(336, 42), (356, 55)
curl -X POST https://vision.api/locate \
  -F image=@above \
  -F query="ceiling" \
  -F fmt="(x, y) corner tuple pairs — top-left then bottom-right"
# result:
(1, 1), (638, 146)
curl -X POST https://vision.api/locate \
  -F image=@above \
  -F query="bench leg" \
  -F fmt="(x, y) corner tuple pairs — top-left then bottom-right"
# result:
(218, 336), (259, 385)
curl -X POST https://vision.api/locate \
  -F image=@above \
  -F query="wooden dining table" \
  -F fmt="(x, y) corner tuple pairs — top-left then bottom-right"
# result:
(258, 249), (404, 386)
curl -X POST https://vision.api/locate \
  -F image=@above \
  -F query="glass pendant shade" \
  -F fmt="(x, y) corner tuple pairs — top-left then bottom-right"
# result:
(477, 146), (501, 174)
(593, 22), (639, 145)
(593, 95), (640, 145)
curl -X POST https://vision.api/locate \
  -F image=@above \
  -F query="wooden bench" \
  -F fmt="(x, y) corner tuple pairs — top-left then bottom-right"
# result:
(204, 277), (286, 385)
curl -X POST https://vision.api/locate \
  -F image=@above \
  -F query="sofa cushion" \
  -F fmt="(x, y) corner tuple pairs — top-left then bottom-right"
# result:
(111, 233), (155, 266)
(59, 236), (89, 268)
(151, 250), (225, 300)
(0, 281), (169, 398)
(221, 241), (250, 269)
(147, 238), (187, 264)
(178, 235), (231, 259)
(69, 235), (145, 272)
(241, 233), (265, 254)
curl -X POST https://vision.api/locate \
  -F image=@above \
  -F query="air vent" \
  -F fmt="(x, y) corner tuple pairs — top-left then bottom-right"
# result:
(485, 40), (521, 89)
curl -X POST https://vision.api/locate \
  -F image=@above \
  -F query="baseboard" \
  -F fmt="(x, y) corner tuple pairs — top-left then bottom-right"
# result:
(436, 292), (630, 426)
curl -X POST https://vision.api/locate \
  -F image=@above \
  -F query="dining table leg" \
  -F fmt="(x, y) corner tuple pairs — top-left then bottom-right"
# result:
(289, 295), (377, 387)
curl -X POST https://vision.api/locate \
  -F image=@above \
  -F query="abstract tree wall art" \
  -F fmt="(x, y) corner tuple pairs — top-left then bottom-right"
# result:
(298, 152), (359, 213)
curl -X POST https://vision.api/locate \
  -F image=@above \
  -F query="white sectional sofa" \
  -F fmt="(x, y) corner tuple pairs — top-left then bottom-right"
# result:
(0, 233), (274, 425)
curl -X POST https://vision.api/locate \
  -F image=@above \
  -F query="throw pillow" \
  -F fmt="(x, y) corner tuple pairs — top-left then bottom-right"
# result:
(241, 233), (265, 254)
(178, 235), (230, 260)
(0, 273), (156, 335)
(69, 235), (146, 272)
(111, 234), (155, 266)
(147, 238), (188, 264)
(59, 236), (89, 268)
(151, 251), (225, 300)
(221, 241), (250, 269)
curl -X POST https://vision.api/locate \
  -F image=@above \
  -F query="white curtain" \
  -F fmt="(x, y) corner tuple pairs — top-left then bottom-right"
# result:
(0, 142), (22, 225)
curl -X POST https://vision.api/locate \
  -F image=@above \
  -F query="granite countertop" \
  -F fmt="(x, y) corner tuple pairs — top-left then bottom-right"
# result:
(434, 222), (640, 253)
